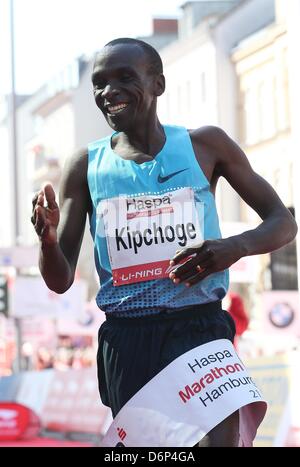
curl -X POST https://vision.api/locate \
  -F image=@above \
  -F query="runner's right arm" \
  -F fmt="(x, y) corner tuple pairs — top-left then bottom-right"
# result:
(31, 149), (92, 293)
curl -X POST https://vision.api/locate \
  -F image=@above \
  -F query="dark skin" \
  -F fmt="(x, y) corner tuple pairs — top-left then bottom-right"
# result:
(32, 43), (297, 446)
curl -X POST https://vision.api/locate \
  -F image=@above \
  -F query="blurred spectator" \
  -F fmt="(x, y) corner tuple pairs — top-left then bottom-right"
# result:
(27, 338), (96, 372)
(36, 347), (54, 370)
(53, 347), (74, 370)
(72, 348), (84, 370)
(227, 292), (249, 349)
(81, 346), (95, 368)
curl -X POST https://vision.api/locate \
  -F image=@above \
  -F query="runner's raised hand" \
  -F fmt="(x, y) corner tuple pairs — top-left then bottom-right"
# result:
(31, 183), (60, 245)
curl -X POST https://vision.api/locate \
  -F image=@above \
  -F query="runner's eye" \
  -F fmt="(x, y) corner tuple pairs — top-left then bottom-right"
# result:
(94, 80), (106, 90)
(120, 74), (133, 83)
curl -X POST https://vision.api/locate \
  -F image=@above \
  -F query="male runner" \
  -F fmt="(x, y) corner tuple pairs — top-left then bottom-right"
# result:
(32, 38), (297, 446)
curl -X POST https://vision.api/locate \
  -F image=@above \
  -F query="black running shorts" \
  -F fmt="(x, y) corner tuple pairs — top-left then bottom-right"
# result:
(97, 301), (236, 417)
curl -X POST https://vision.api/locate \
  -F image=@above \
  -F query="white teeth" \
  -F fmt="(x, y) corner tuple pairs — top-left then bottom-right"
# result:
(107, 103), (128, 113)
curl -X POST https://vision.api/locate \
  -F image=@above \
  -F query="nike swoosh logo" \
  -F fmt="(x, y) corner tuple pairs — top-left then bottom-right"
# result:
(157, 168), (189, 183)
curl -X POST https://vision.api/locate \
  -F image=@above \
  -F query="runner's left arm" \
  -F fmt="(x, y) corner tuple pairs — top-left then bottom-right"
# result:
(169, 126), (297, 286)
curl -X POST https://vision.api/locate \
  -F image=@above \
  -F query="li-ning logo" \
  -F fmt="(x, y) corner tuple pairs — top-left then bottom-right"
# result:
(119, 268), (163, 282)
(157, 168), (189, 183)
(117, 427), (127, 441)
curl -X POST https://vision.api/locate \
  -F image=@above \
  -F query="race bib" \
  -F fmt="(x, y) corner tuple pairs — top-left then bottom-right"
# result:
(101, 339), (267, 447)
(98, 188), (203, 286)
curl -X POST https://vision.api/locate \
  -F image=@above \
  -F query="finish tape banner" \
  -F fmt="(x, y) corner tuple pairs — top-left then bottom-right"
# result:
(101, 339), (267, 447)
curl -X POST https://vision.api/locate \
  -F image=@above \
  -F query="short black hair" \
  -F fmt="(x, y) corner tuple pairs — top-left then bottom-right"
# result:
(104, 38), (163, 76)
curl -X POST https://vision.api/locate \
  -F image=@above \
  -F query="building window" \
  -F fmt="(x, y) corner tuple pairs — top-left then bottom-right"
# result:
(282, 50), (291, 130)
(243, 76), (277, 145)
(259, 78), (276, 140)
(270, 207), (298, 290)
(186, 80), (191, 114)
(200, 72), (206, 103)
(177, 85), (182, 115)
(244, 87), (260, 145)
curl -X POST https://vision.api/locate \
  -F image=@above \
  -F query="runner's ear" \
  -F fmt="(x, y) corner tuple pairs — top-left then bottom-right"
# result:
(154, 73), (165, 97)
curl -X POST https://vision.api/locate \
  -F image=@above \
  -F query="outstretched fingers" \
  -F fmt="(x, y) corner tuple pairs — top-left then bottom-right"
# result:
(31, 193), (39, 225)
(44, 183), (58, 210)
(31, 191), (43, 225)
(31, 185), (59, 245)
(34, 205), (47, 237)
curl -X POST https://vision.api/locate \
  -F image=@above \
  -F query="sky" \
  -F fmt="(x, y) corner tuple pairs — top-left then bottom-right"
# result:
(0, 0), (187, 95)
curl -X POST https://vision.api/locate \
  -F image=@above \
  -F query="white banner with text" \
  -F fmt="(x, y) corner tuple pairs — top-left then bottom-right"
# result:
(101, 339), (267, 447)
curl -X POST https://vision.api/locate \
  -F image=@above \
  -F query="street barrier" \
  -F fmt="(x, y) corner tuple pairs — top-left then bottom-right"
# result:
(0, 402), (41, 441)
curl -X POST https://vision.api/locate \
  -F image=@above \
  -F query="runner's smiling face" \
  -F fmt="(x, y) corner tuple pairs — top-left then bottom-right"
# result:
(92, 44), (162, 132)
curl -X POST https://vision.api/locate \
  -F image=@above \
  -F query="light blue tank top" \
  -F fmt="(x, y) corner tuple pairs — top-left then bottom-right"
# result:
(87, 125), (229, 316)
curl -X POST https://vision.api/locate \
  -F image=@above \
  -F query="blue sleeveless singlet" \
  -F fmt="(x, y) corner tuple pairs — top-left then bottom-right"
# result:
(87, 125), (229, 316)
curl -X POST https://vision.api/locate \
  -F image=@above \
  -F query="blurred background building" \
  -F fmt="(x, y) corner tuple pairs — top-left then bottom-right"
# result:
(0, 0), (300, 447)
